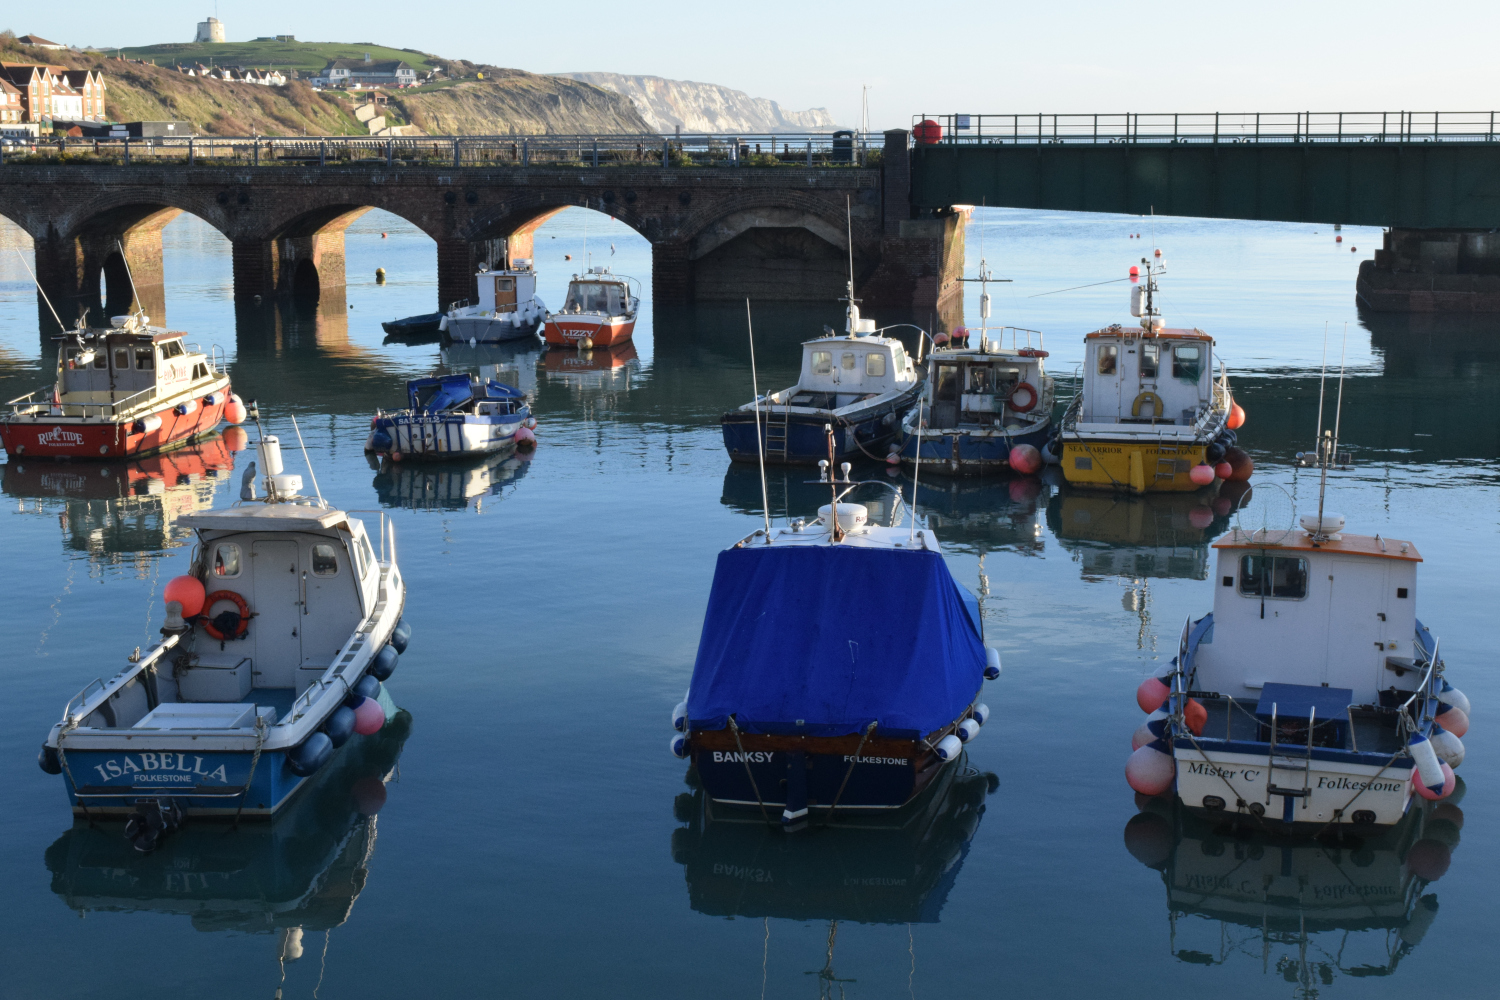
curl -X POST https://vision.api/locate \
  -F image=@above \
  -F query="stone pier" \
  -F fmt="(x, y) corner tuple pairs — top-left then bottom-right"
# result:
(1357, 229), (1500, 312)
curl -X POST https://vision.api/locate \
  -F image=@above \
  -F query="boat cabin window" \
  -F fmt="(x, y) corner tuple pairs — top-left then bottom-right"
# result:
(865, 352), (886, 377)
(1238, 554), (1308, 600)
(311, 543), (340, 576)
(135, 347), (154, 370)
(161, 341), (185, 359)
(360, 535), (377, 576)
(811, 351), (833, 375)
(113, 348), (130, 370)
(564, 281), (622, 314)
(1172, 344), (1202, 381)
(842, 352), (856, 371)
(212, 543), (242, 578)
(495, 278), (514, 292)
(935, 365), (960, 401)
(1140, 343), (1159, 378)
(967, 366), (991, 393)
(1097, 344), (1118, 375)
(91, 350), (107, 369)
(891, 343), (908, 374)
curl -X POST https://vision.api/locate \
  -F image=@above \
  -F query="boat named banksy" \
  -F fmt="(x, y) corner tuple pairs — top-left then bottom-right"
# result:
(366, 370), (533, 461)
(38, 407), (413, 847)
(721, 294), (922, 466)
(1126, 433), (1469, 829)
(1057, 256), (1246, 493)
(669, 452), (1000, 825)
(543, 266), (640, 347)
(2, 312), (244, 460)
(440, 261), (545, 343)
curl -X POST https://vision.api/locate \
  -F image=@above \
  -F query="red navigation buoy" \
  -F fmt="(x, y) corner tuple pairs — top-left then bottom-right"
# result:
(164, 575), (206, 617)
(913, 119), (943, 145)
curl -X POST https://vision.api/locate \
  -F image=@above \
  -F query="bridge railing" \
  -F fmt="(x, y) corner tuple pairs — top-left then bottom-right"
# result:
(0, 132), (879, 169)
(912, 112), (1500, 144)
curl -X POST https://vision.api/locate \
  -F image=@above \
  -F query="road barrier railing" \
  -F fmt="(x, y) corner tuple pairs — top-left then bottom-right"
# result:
(912, 111), (1500, 145)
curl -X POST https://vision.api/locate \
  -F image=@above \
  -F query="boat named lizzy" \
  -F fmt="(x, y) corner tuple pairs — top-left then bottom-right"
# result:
(543, 266), (640, 347)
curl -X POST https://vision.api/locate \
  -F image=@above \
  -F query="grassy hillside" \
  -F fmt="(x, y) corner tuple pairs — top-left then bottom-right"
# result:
(394, 70), (652, 135)
(116, 39), (441, 75)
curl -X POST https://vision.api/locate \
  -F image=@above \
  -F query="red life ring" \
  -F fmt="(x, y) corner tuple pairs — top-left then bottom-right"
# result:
(202, 591), (250, 640)
(1009, 381), (1039, 413)
(1017, 348), (1050, 358)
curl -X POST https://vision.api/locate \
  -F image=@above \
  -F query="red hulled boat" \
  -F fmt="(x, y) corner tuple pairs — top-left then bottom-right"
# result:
(1, 313), (244, 460)
(542, 267), (640, 347)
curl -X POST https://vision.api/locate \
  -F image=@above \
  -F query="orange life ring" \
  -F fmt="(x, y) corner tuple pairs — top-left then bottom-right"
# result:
(1009, 381), (1039, 413)
(202, 591), (250, 640)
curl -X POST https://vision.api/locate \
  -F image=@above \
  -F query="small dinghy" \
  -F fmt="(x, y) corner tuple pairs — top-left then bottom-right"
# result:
(720, 290), (922, 466)
(670, 446), (1000, 825)
(381, 312), (443, 338)
(1127, 385), (1468, 830)
(441, 261), (545, 343)
(37, 405), (411, 843)
(366, 372), (534, 460)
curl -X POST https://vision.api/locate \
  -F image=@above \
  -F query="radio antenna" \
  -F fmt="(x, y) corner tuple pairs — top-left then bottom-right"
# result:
(1315, 322), (1349, 536)
(288, 413), (325, 507)
(115, 239), (143, 318)
(908, 386), (924, 544)
(746, 299), (771, 542)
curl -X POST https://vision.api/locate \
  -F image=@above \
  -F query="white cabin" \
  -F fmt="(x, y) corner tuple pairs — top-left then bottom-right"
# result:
(779, 334), (917, 410)
(1192, 526), (1422, 704)
(1080, 327), (1215, 430)
(53, 322), (225, 418)
(474, 262), (537, 315)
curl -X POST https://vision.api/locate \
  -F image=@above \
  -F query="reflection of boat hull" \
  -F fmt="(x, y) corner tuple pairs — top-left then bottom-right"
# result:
(1046, 485), (1246, 580)
(543, 314), (636, 347)
(721, 392), (918, 466)
(1, 395), (228, 460)
(46, 709), (410, 931)
(672, 763), (994, 923)
(901, 421), (1052, 476)
(1061, 439), (1209, 493)
(3, 435), (239, 501)
(372, 450), (529, 510)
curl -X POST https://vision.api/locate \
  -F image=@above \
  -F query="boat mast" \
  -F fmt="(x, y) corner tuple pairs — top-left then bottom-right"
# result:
(746, 299), (772, 542)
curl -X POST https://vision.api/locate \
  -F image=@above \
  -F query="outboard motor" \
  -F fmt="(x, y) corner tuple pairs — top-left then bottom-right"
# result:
(124, 798), (184, 853)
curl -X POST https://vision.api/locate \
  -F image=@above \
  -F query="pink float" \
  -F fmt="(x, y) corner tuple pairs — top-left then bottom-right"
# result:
(1126, 741), (1176, 796)
(1414, 761), (1457, 801)
(1188, 464), (1216, 486)
(353, 697), (386, 735)
(1008, 444), (1042, 474)
(1136, 675), (1170, 713)
(1435, 705), (1469, 738)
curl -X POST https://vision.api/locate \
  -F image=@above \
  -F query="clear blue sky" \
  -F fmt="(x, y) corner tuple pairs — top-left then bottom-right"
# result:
(14, 1), (1497, 128)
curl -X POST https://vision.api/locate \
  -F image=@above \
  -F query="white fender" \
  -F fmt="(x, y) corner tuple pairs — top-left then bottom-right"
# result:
(669, 734), (689, 759)
(1430, 725), (1465, 769)
(1409, 732), (1446, 792)
(973, 703), (990, 726)
(958, 718), (981, 742)
(935, 734), (963, 761)
(1439, 680), (1471, 716)
(984, 647), (1001, 680)
(672, 701), (689, 733)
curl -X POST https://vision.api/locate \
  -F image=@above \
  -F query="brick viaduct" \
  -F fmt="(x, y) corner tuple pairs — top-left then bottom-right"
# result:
(0, 130), (965, 328)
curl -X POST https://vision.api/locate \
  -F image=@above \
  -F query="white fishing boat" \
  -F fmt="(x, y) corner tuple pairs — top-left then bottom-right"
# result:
(38, 404), (412, 848)
(440, 261), (545, 343)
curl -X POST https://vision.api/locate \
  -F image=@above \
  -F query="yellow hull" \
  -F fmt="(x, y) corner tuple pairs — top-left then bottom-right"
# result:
(1061, 440), (1209, 493)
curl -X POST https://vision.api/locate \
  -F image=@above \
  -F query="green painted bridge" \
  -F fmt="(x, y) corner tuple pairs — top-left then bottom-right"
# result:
(907, 112), (1500, 229)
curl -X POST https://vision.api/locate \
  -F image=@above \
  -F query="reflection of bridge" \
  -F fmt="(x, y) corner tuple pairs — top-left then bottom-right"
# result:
(0, 131), (966, 328)
(910, 111), (1500, 312)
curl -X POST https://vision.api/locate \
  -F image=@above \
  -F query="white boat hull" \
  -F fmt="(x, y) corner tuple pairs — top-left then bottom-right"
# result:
(442, 297), (545, 343)
(1174, 746), (1415, 826)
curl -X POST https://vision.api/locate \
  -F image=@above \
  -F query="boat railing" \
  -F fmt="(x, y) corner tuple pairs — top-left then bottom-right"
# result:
(1398, 635), (1441, 728)
(345, 510), (392, 565)
(8, 384), (159, 419)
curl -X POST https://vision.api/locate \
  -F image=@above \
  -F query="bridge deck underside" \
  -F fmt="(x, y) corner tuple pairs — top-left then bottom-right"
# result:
(912, 143), (1500, 229)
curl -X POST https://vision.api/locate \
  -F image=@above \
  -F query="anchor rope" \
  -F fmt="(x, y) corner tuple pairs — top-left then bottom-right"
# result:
(233, 714), (267, 828)
(825, 720), (877, 827)
(729, 716), (774, 828)
(55, 715), (92, 825)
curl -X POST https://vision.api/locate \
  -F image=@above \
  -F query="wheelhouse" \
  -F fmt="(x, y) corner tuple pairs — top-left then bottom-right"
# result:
(1080, 327), (1215, 428)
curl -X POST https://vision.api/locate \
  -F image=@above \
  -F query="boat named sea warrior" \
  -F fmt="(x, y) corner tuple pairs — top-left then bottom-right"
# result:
(1055, 256), (1245, 493)
(1127, 509), (1469, 830)
(721, 301), (922, 466)
(38, 408), (413, 846)
(543, 266), (640, 347)
(670, 462), (1002, 825)
(1, 312), (246, 460)
(366, 372), (533, 460)
(440, 260), (546, 343)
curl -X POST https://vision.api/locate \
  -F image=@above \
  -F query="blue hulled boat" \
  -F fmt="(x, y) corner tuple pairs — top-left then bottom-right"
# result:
(366, 371), (532, 460)
(670, 460), (1001, 825)
(721, 296), (922, 465)
(38, 409), (411, 845)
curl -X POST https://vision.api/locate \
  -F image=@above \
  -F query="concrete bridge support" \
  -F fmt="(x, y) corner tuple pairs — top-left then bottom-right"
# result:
(232, 209), (369, 303)
(1357, 228), (1500, 312)
(32, 207), (180, 328)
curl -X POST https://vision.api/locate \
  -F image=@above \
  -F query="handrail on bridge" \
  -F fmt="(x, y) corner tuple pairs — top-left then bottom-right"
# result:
(0, 131), (882, 170)
(912, 111), (1500, 145)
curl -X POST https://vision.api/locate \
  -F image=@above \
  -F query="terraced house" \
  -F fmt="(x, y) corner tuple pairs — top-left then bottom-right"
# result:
(0, 63), (106, 123)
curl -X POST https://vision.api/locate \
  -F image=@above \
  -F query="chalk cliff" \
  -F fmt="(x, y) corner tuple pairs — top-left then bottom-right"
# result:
(561, 73), (840, 134)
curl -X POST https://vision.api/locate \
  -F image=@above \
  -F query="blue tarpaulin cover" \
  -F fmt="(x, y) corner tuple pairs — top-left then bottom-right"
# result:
(687, 545), (986, 738)
(407, 374), (523, 413)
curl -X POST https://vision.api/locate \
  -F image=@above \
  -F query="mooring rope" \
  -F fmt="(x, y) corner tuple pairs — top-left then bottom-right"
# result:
(233, 713), (267, 829)
(824, 721), (878, 827)
(729, 716), (774, 828)
(55, 715), (92, 826)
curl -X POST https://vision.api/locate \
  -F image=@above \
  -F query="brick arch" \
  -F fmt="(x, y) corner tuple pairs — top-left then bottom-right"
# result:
(459, 195), (654, 246)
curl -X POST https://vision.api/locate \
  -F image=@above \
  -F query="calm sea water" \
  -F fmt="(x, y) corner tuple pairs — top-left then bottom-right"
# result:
(1, 204), (1496, 999)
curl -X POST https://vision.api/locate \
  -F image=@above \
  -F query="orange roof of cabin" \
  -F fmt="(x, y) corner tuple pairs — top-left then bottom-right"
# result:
(1085, 326), (1213, 341)
(1212, 528), (1422, 562)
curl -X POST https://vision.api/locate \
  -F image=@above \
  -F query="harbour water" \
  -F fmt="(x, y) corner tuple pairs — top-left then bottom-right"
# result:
(1, 205), (1496, 998)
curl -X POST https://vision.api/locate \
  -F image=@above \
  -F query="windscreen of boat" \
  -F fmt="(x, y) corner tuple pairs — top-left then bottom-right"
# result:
(563, 281), (625, 315)
(686, 545), (986, 737)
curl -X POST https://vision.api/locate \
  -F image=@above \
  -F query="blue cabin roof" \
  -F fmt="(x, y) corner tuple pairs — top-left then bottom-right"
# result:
(686, 545), (986, 738)
(406, 374), (523, 414)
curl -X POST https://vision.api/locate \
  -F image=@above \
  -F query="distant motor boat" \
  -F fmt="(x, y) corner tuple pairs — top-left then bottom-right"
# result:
(672, 452), (998, 824)
(543, 267), (640, 347)
(367, 371), (532, 460)
(440, 260), (545, 343)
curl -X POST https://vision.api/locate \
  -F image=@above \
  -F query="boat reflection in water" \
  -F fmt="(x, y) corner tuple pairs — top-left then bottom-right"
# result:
(45, 709), (410, 957)
(720, 461), (910, 532)
(440, 340), (541, 398)
(1124, 789), (1466, 983)
(371, 448), (531, 512)
(1046, 480), (1252, 582)
(671, 762), (996, 924)
(541, 342), (641, 396)
(909, 473), (1049, 559)
(1, 430), (245, 563)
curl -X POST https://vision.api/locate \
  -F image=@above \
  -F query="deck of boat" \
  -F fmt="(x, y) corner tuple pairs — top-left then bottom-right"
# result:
(1188, 697), (1406, 756)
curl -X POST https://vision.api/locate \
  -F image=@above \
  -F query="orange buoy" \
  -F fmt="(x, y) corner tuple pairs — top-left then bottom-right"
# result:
(223, 394), (247, 425)
(1227, 401), (1246, 430)
(1336, 235), (1343, 243)
(1214, 461), (1233, 480)
(1008, 443), (1042, 474)
(1223, 446), (1254, 482)
(1137, 676), (1170, 713)
(164, 575), (206, 617)
(1129, 265), (1140, 276)
(381, 232), (388, 238)
(1184, 698), (1208, 736)
(1153, 248), (1162, 257)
